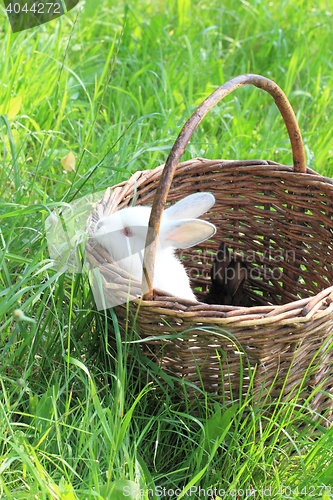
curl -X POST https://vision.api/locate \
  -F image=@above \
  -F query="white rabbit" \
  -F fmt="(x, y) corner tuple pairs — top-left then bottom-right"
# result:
(94, 192), (216, 301)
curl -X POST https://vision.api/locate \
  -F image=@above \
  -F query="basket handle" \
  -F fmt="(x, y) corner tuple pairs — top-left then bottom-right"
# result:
(142, 73), (306, 300)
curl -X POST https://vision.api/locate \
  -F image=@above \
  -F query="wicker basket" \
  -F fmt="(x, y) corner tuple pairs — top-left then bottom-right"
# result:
(87, 74), (333, 416)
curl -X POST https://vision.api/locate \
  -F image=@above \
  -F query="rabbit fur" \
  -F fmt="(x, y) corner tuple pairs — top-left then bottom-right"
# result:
(94, 192), (216, 301)
(203, 242), (254, 307)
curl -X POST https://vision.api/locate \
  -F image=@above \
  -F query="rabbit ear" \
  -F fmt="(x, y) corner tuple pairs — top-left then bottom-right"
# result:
(160, 219), (216, 249)
(163, 193), (215, 221)
(228, 261), (247, 297)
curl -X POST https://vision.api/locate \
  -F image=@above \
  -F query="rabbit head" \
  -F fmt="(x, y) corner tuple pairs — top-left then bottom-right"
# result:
(204, 242), (253, 306)
(94, 192), (216, 301)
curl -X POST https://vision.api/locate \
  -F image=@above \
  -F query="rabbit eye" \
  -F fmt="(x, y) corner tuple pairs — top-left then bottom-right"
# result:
(123, 227), (133, 237)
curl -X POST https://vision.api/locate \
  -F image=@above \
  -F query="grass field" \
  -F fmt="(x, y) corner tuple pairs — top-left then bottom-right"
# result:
(2, 0), (333, 498)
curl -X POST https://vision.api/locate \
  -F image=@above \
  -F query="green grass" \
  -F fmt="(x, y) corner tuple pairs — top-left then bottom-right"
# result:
(2, 0), (333, 497)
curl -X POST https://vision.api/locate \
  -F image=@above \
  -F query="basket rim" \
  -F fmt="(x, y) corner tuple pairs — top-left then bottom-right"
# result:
(102, 157), (333, 195)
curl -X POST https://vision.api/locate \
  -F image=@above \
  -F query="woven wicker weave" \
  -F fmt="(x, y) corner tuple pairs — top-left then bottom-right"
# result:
(86, 74), (333, 416)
